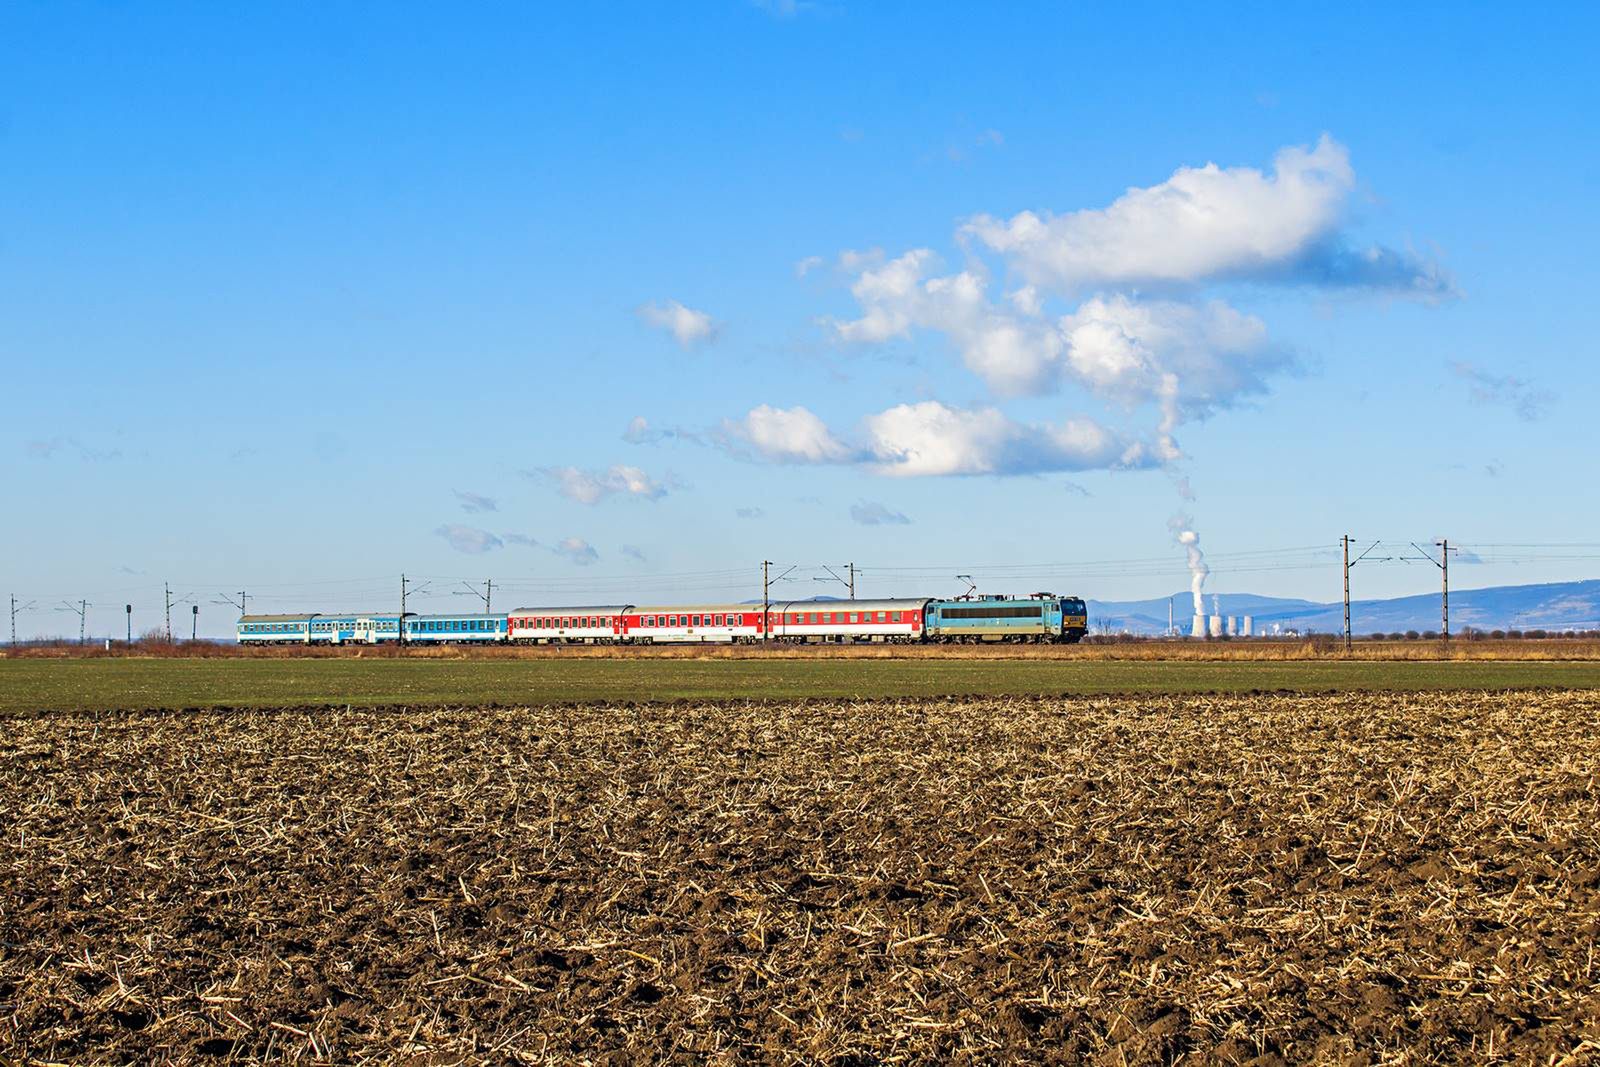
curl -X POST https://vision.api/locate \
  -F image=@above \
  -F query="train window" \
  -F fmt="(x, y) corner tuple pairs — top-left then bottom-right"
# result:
(850, 613), (859, 624)
(878, 612), (887, 622)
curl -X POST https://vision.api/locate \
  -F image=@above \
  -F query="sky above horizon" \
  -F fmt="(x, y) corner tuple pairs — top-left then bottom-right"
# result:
(5, 2), (1599, 638)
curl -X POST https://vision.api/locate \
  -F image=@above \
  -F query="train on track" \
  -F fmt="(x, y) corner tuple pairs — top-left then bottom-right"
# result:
(237, 594), (1090, 646)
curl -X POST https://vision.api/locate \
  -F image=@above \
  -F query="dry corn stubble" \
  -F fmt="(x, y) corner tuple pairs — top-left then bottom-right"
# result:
(2, 691), (1598, 1064)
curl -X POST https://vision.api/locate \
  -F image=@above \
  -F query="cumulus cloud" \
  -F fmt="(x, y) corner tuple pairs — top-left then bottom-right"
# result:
(436, 525), (503, 554)
(850, 501), (910, 525)
(735, 507), (765, 519)
(963, 135), (1451, 296)
(714, 137), (1444, 486)
(862, 401), (1150, 477)
(721, 401), (1150, 478)
(721, 404), (856, 464)
(828, 249), (1290, 457)
(453, 490), (497, 513)
(637, 300), (719, 347)
(1452, 362), (1554, 421)
(621, 544), (647, 563)
(504, 533), (540, 547)
(536, 464), (668, 505)
(553, 537), (599, 566)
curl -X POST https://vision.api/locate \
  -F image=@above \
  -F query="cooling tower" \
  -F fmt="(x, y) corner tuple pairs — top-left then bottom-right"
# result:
(1242, 616), (1254, 637)
(1208, 615), (1223, 638)
(1192, 614), (1205, 638)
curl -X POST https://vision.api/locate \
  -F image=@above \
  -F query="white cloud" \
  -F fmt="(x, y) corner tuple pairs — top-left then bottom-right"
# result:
(637, 300), (719, 347)
(436, 525), (503, 554)
(735, 506), (765, 519)
(828, 250), (1290, 451)
(537, 464), (668, 505)
(722, 404), (856, 464)
(721, 400), (1149, 478)
(850, 501), (910, 525)
(553, 537), (599, 566)
(453, 489), (497, 513)
(504, 533), (540, 547)
(621, 544), (647, 563)
(862, 401), (1150, 477)
(963, 134), (1450, 295)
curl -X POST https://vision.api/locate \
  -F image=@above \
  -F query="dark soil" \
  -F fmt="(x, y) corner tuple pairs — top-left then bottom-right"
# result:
(2, 692), (1598, 1063)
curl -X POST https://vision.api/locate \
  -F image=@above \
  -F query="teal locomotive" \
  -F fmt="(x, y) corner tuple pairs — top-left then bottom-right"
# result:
(923, 593), (1088, 643)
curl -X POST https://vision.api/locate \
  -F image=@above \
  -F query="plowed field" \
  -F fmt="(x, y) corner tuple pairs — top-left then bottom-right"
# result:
(4, 692), (1598, 1063)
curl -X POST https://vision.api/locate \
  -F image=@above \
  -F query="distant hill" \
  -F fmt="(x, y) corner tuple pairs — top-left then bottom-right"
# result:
(1088, 579), (1600, 635)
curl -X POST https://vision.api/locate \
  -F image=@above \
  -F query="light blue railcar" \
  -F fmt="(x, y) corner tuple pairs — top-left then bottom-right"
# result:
(237, 613), (317, 643)
(307, 615), (362, 644)
(404, 613), (509, 644)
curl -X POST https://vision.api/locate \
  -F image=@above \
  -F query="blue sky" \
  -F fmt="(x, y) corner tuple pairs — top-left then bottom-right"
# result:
(4, 2), (1598, 637)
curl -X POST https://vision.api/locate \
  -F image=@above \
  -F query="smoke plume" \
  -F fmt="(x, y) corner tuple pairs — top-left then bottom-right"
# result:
(1168, 514), (1209, 615)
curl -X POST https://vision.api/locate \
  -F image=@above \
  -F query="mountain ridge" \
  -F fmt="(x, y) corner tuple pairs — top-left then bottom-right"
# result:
(1087, 579), (1600, 635)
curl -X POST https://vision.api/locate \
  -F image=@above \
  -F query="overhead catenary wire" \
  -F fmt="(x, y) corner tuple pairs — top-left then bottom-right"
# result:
(7, 539), (1600, 642)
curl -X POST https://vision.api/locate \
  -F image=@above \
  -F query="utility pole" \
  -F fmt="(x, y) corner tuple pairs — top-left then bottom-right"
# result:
(1441, 539), (1449, 641)
(460, 579), (493, 614)
(59, 600), (89, 644)
(164, 582), (173, 641)
(10, 595), (36, 646)
(1342, 535), (1352, 652)
(816, 565), (856, 601)
(1407, 541), (1456, 642)
(399, 575), (429, 647)
(759, 562), (796, 643)
(212, 592), (248, 643)
(1341, 538), (1386, 651)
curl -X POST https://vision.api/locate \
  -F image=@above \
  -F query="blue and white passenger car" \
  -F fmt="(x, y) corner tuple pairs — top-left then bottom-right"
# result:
(237, 614), (316, 643)
(404, 613), (509, 644)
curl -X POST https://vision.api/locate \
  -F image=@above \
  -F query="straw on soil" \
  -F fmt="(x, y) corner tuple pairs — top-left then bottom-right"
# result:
(3, 690), (1598, 1063)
